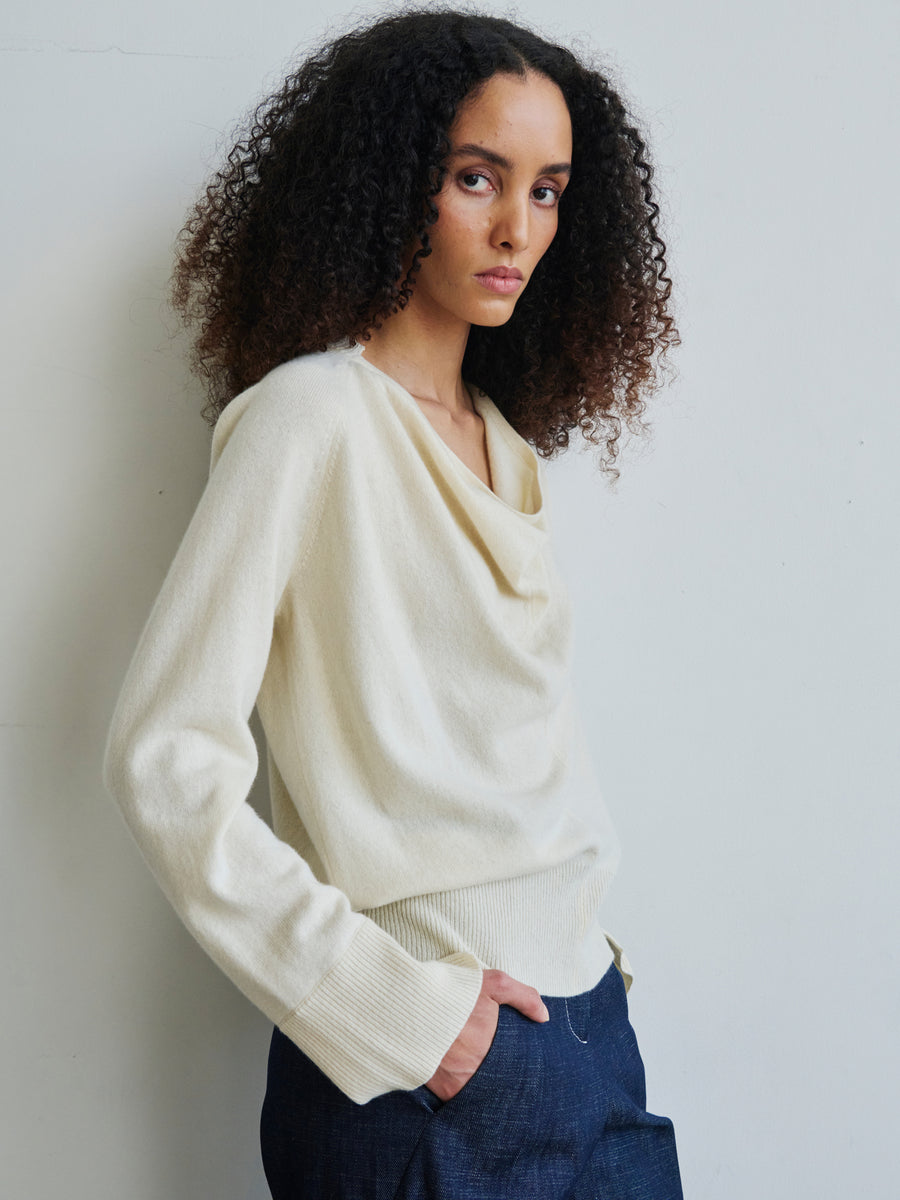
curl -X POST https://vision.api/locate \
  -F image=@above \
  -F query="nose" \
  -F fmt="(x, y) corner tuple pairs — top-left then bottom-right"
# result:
(490, 190), (530, 253)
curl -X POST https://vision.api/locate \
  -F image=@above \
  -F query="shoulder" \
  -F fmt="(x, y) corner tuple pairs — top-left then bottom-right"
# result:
(210, 346), (369, 471)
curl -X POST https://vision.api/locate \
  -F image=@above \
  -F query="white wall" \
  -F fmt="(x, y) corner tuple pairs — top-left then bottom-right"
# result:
(3, 2), (897, 1197)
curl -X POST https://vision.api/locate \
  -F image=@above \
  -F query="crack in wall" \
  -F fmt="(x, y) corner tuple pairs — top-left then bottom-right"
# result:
(0, 39), (234, 60)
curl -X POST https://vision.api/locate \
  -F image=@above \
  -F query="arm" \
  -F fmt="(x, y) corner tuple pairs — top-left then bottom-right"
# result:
(102, 365), (483, 1103)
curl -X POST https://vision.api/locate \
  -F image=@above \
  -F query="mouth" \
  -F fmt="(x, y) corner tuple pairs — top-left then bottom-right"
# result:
(474, 266), (524, 295)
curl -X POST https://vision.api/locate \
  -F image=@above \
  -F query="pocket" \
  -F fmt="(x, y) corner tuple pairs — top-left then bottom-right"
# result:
(413, 1000), (510, 1114)
(440, 999), (511, 1111)
(410, 1083), (444, 1114)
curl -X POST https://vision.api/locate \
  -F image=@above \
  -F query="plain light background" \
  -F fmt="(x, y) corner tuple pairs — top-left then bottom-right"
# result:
(3, 1), (897, 1196)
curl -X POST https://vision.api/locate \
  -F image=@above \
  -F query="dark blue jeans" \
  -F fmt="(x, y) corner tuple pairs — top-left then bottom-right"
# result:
(260, 962), (683, 1199)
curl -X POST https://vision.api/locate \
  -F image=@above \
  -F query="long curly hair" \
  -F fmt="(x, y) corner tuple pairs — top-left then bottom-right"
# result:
(172, 6), (678, 469)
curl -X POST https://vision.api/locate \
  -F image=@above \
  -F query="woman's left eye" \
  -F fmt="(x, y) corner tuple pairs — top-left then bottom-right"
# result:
(532, 185), (561, 207)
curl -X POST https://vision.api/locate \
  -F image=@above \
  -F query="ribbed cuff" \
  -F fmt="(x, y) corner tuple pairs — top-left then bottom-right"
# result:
(279, 918), (483, 1104)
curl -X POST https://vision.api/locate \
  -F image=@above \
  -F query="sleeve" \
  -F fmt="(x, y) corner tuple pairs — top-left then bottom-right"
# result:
(101, 367), (483, 1104)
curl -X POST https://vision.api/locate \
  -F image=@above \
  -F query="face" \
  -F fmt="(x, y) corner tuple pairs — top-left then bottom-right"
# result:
(408, 70), (572, 331)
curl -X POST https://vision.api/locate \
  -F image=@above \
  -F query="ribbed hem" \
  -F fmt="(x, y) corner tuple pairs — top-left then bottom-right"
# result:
(279, 919), (483, 1104)
(363, 851), (618, 997)
(602, 928), (634, 993)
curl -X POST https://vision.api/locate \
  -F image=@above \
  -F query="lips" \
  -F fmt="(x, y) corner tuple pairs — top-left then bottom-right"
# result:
(474, 266), (524, 295)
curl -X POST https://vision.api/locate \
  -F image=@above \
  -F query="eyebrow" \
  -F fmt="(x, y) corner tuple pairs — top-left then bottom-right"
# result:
(450, 142), (572, 176)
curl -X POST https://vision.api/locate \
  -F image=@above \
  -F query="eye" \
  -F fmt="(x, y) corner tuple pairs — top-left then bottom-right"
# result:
(459, 171), (493, 194)
(532, 184), (562, 208)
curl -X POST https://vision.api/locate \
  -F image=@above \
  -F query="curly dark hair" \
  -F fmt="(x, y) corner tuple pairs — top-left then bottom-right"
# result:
(172, 6), (678, 468)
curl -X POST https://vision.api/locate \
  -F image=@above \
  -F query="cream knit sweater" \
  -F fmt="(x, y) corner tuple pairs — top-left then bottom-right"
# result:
(103, 342), (626, 1104)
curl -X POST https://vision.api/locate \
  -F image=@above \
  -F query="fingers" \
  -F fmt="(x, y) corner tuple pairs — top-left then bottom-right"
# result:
(482, 969), (550, 1023)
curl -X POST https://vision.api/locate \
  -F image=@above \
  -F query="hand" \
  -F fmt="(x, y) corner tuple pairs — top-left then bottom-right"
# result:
(424, 969), (550, 1102)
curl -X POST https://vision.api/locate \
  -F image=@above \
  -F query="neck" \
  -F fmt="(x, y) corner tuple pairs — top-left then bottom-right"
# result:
(360, 298), (473, 416)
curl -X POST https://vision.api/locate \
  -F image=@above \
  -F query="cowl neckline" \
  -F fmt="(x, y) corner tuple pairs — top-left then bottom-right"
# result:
(344, 343), (549, 595)
(346, 342), (544, 517)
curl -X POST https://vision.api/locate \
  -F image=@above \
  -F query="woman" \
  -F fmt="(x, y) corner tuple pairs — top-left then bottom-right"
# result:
(104, 8), (681, 1198)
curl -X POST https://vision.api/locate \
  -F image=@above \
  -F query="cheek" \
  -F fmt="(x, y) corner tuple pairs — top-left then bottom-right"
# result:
(448, 215), (483, 255)
(431, 199), (483, 255)
(528, 225), (556, 271)
(535, 214), (560, 260)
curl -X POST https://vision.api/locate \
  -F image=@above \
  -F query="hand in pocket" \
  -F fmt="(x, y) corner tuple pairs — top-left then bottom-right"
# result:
(424, 969), (550, 1102)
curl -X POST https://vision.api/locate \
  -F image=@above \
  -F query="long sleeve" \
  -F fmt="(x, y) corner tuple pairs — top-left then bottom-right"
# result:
(102, 365), (483, 1104)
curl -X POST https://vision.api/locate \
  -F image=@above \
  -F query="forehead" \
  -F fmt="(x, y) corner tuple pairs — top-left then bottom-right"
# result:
(451, 70), (572, 159)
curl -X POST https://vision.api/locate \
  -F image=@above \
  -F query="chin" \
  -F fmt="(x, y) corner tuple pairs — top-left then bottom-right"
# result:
(472, 314), (516, 329)
(468, 300), (520, 328)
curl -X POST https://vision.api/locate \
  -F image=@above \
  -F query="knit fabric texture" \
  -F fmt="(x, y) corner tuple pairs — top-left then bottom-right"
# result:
(103, 343), (624, 1103)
